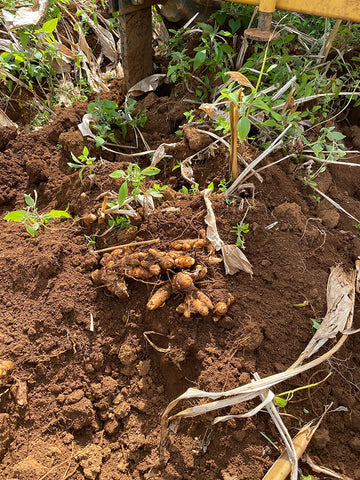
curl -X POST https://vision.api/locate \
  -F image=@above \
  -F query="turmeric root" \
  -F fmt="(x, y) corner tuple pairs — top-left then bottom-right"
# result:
(213, 293), (235, 322)
(0, 360), (15, 385)
(176, 289), (213, 318)
(171, 238), (208, 251)
(147, 283), (173, 310)
(171, 272), (195, 292)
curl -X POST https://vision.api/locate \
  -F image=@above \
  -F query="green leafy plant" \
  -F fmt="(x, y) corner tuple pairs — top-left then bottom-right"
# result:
(180, 183), (199, 195)
(109, 164), (165, 200)
(68, 146), (96, 182)
(231, 222), (249, 249)
(311, 317), (323, 334)
(87, 98), (147, 146)
(4, 190), (71, 237)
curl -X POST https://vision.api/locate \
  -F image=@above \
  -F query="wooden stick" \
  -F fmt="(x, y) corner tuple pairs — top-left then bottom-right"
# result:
(94, 238), (160, 254)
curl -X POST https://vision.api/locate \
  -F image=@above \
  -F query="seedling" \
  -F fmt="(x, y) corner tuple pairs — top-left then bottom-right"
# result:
(180, 184), (199, 195)
(109, 164), (164, 200)
(311, 317), (323, 334)
(68, 146), (96, 182)
(274, 373), (330, 407)
(88, 98), (147, 146)
(4, 190), (71, 237)
(231, 222), (249, 250)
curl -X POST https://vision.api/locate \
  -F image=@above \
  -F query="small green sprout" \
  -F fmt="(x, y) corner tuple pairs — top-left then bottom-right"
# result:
(68, 146), (96, 182)
(231, 222), (249, 249)
(4, 190), (71, 237)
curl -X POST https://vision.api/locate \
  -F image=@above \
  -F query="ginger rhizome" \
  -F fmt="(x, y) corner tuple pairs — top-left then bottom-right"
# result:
(91, 236), (234, 320)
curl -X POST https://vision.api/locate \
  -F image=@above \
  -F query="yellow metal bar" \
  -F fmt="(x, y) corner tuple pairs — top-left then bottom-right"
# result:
(229, 0), (360, 23)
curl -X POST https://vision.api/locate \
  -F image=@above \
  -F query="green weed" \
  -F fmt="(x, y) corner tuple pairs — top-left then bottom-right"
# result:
(4, 190), (71, 237)
(68, 146), (96, 182)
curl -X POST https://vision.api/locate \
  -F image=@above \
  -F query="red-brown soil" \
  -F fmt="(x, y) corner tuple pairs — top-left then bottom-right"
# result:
(0, 83), (360, 480)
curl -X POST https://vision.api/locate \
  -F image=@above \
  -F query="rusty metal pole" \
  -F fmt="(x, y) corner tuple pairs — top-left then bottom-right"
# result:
(116, 0), (154, 90)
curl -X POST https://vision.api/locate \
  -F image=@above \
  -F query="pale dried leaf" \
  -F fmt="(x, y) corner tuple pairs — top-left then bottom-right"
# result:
(128, 74), (167, 97)
(202, 189), (253, 275)
(181, 159), (196, 185)
(0, 39), (12, 52)
(297, 265), (356, 361)
(221, 244), (253, 276)
(150, 142), (177, 167)
(0, 108), (17, 128)
(213, 390), (274, 424)
(2, 0), (48, 28)
(78, 113), (98, 139)
(304, 454), (353, 480)
(225, 71), (254, 89)
(202, 188), (224, 251)
(356, 258), (360, 294)
(82, 13), (117, 63)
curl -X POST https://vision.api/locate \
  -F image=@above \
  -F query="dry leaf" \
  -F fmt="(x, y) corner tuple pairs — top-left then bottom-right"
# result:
(0, 108), (18, 128)
(150, 142), (177, 167)
(128, 74), (167, 96)
(202, 189), (253, 275)
(225, 71), (254, 89)
(295, 265), (356, 363)
(2, 0), (48, 28)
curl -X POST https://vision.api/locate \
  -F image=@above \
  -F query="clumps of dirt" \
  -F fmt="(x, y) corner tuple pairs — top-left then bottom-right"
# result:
(0, 83), (360, 480)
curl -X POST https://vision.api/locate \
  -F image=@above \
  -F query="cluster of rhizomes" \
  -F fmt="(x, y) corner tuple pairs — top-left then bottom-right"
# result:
(91, 232), (235, 320)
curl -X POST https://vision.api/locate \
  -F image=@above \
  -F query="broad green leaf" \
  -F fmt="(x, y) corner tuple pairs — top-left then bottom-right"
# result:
(117, 181), (128, 207)
(193, 49), (207, 72)
(237, 116), (251, 142)
(221, 43), (234, 55)
(24, 194), (35, 207)
(4, 210), (27, 222)
(41, 18), (59, 34)
(141, 166), (160, 176)
(26, 224), (38, 237)
(67, 162), (81, 169)
(274, 396), (287, 407)
(95, 136), (105, 147)
(47, 210), (72, 219)
(109, 170), (125, 178)
(228, 17), (241, 33)
(83, 146), (89, 156)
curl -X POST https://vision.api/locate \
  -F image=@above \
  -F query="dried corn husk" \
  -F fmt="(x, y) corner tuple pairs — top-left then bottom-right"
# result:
(292, 264), (356, 366)
(202, 189), (253, 275)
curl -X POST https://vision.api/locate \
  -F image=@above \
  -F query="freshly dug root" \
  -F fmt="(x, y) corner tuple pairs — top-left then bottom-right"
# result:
(108, 280), (129, 298)
(176, 288), (213, 318)
(213, 293), (235, 322)
(171, 272), (195, 292)
(148, 248), (195, 270)
(83, 213), (97, 226)
(125, 266), (160, 280)
(187, 265), (208, 281)
(171, 238), (208, 251)
(147, 283), (173, 310)
(0, 359), (15, 385)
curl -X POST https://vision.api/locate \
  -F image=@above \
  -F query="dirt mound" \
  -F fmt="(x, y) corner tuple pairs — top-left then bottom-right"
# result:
(0, 89), (360, 480)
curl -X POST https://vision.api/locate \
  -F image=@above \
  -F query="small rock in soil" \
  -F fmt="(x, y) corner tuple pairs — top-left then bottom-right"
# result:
(76, 444), (104, 480)
(317, 203), (340, 229)
(101, 376), (118, 396)
(105, 416), (120, 435)
(62, 397), (95, 430)
(118, 343), (137, 366)
(349, 436), (360, 453)
(183, 125), (212, 151)
(13, 456), (47, 480)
